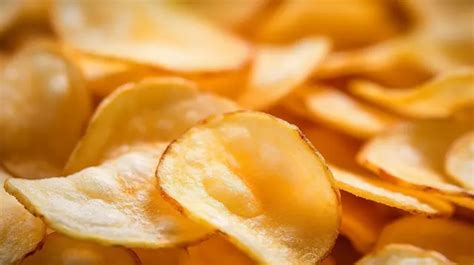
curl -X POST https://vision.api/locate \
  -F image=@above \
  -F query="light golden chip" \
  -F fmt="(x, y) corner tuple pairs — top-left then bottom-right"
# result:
(238, 37), (330, 109)
(0, 169), (45, 265)
(286, 86), (397, 138)
(52, 0), (250, 72)
(376, 216), (474, 264)
(66, 77), (239, 173)
(356, 244), (454, 265)
(6, 148), (211, 248)
(445, 131), (474, 190)
(20, 233), (140, 265)
(158, 111), (341, 265)
(0, 41), (91, 178)
(350, 70), (474, 118)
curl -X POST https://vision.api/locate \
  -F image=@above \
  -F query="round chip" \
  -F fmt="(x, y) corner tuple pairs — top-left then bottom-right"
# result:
(52, 0), (250, 72)
(0, 168), (45, 265)
(158, 111), (341, 265)
(20, 233), (140, 265)
(356, 244), (454, 265)
(445, 131), (474, 191)
(376, 216), (474, 264)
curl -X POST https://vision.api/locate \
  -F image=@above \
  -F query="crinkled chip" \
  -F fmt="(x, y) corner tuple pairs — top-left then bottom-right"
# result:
(376, 216), (474, 264)
(158, 111), (341, 265)
(5, 148), (211, 248)
(0, 41), (91, 178)
(20, 233), (140, 265)
(238, 37), (330, 109)
(445, 131), (474, 191)
(350, 69), (474, 118)
(66, 77), (239, 173)
(0, 169), (45, 265)
(356, 244), (454, 265)
(52, 0), (250, 72)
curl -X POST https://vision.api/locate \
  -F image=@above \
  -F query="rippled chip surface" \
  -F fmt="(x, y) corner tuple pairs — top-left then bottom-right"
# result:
(445, 131), (474, 191)
(356, 244), (453, 265)
(158, 111), (340, 265)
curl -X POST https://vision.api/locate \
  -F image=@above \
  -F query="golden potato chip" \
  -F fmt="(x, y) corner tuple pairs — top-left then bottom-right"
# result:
(52, 0), (250, 72)
(286, 86), (397, 138)
(20, 233), (140, 265)
(6, 147), (211, 248)
(356, 244), (454, 265)
(376, 216), (474, 264)
(0, 41), (91, 178)
(445, 131), (474, 190)
(0, 0), (21, 35)
(350, 70), (474, 118)
(238, 37), (330, 109)
(158, 111), (341, 265)
(66, 77), (239, 173)
(0, 168), (45, 265)
(134, 247), (184, 265)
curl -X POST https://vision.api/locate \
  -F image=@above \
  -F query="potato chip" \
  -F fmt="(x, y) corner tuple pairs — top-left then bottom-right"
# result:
(20, 233), (140, 265)
(158, 111), (341, 265)
(286, 86), (397, 138)
(6, 147), (211, 248)
(350, 70), (474, 118)
(238, 37), (330, 109)
(52, 0), (250, 72)
(445, 131), (474, 191)
(0, 0), (21, 35)
(0, 41), (91, 178)
(356, 244), (454, 265)
(0, 169), (45, 265)
(133, 247), (184, 265)
(66, 77), (239, 173)
(376, 216), (474, 264)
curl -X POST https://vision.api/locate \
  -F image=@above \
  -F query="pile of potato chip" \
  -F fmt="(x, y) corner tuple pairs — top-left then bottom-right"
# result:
(1, 1), (473, 264)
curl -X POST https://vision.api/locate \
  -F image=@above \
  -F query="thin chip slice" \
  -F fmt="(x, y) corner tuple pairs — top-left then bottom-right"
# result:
(445, 131), (474, 190)
(0, 169), (45, 265)
(286, 86), (397, 138)
(158, 111), (341, 265)
(0, 41), (91, 178)
(52, 0), (250, 72)
(66, 77), (239, 173)
(358, 118), (474, 201)
(238, 37), (330, 109)
(376, 216), (474, 264)
(350, 70), (474, 118)
(20, 233), (139, 265)
(356, 244), (454, 265)
(6, 148), (211, 248)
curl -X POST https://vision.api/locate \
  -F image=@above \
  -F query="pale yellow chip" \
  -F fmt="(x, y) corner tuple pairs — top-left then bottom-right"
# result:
(238, 37), (330, 109)
(6, 148), (211, 248)
(445, 131), (474, 191)
(52, 0), (250, 72)
(285, 86), (397, 138)
(356, 244), (454, 265)
(158, 111), (341, 265)
(0, 41), (91, 179)
(66, 77), (239, 173)
(376, 216), (474, 264)
(0, 169), (45, 265)
(350, 70), (474, 118)
(20, 233), (140, 265)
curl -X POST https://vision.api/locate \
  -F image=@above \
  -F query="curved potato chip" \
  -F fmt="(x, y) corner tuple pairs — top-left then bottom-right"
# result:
(350, 70), (474, 118)
(376, 216), (474, 264)
(52, 0), (250, 72)
(356, 244), (454, 265)
(158, 111), (341, 265)
(0, 169), (45, 265)
(358, 118), (474, 201)
(0, 0), (21, 35)
(66, 77), (239, 173)
(445, 131), (474, 190)
(0, 41), (91, 178)
(238, 37), (329, 109)
(6, 148), (212, 248)
(20, 233), (140, 265)
(286, 86), (397, 138)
